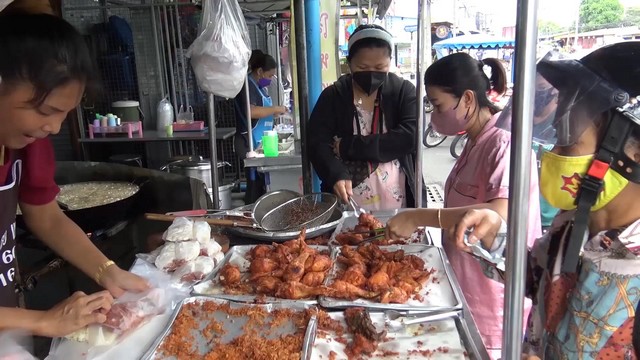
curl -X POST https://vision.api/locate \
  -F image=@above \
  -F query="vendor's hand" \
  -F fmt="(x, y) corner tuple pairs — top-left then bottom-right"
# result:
(37, 290), (113, 337)
(386, 212), (420, 240)
(453, 209), (503, 253)
(333, 180), (353, 204)
(100, 265), (150, 298)
(273, 106), (288, 115)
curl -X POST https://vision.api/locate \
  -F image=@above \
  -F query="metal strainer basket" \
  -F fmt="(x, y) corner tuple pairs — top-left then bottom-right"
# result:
(259, 193), (338, 232)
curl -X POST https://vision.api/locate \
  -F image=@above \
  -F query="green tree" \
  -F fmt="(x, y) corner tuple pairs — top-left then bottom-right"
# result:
(622, 7), (640, 26)
(579, 0), (624, 31)
(538, 20), (565, 36)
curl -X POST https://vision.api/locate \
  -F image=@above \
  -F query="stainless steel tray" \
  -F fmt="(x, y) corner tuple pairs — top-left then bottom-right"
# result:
(330, 209), (428, 245)
(214, 205), (343, 242)
(192, 245), (334, 305)
(140, 296), (317, 360)
(319, 244), (463, 312)
(309, 310), (487, 360)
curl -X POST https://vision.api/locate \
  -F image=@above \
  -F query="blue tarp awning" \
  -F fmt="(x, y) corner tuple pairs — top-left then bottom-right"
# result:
(432, 34), (515, 50)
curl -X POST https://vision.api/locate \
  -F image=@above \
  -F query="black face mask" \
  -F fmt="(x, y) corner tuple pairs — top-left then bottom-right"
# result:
(352, 71), (387, 95)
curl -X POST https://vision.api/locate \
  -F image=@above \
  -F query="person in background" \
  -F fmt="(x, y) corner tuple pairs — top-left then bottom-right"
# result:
(385, 52), (542, 359)
(308, 24), (418, 210)
(439, 42), (640, 359)
(233, 50), (287, 204)
(0, 12), (148, 338)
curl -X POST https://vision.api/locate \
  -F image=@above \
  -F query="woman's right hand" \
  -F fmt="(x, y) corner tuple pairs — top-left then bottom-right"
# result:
(333, 180), (353, 204)
(37, 290), (114, 337)
(453, 209), (503, 252)
(273, 106), (288, 115)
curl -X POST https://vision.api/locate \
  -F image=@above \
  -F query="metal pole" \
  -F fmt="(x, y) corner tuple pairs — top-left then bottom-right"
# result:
(414, 0), (431, 209)
(162, 5), (178, 117)
(174, 3), (190, 109)
(502, 0), (538, 357)
(293, 0), (313, 194)
(574, 0), (580, 48)
(356, 0), (362, 24)
(150, 1), (166, 99)
(244, 76), (254, 153)
(167, 6), (183, 107)
(335, 0), (341, 79)
(275, 23), (284, 107)
(207, 94), (220, 209)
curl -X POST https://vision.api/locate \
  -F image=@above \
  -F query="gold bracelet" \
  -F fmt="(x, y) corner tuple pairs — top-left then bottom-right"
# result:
(437, 208), (443, 228)
(94, 260), (116, 285)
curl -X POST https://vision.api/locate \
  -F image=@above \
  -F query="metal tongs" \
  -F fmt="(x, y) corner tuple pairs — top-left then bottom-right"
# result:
(384, 310), (460, 331)
(347, 196), (366, 215)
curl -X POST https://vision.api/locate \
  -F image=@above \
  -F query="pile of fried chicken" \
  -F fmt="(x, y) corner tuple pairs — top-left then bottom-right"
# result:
(218, 229), (335, 300)
(335, 213), (408, 246)
(329, 243), (435, 304)
(217, 227), (434, 303)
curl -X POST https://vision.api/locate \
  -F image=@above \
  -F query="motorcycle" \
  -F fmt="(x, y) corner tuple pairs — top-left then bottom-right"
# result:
(422, 99), (447, 148)
(450, 131), (469, 159)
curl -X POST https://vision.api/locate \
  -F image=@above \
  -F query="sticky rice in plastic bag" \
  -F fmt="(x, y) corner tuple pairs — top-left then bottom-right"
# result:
(154, 241), (199, 271)
(172, 256), (215, 284)
(199, 239), (222, 257)
(192, 220), (211, 244)
(162, 217), (194, 242)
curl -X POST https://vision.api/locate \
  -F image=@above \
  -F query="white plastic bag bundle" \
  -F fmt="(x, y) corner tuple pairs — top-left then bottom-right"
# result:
(192, 220), (211, 244)
(162, 217), (194, 242)
(187, 0), (251, 98)
(0, 331), (36, 360)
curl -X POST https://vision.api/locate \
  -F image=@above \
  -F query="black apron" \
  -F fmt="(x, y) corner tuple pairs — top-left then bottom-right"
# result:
(0, 151), (22, 307)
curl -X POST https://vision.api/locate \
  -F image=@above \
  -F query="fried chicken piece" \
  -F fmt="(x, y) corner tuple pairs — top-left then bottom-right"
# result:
(275, 281), (331, 299)
(301, 271), (325, 287)
(283, 251), (312, 282)
(379, 287), (409, 304)
(358, 213), (384, 230)
(271, 242), (295, 263)
(250, 244), (272, 259)
(308, 254), (332, 272)
(344, 307), (386, 342)
(404, 254), (426, 270)
(249, 257), (278, 276)
(282, 228), (308, 252)
(219, 264), (241, 286)
(341, 246), (368, 265)
(249, 269), (284, 281)
(254, 276), (281, 295)
(341, 264), (368, 288)
(394, 277), (421, 293)
(335, 233), (364, 246)
(330, 280), (378, 300)
(367, 263), (391, 293)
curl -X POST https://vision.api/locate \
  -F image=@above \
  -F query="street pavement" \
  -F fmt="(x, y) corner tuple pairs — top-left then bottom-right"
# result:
(421, 137), (456, 187)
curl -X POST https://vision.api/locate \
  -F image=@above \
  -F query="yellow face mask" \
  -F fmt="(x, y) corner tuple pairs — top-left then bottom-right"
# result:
(539, 151), (629, 211)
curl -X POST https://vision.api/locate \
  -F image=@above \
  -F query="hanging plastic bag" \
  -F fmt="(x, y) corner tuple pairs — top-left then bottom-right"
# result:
(0, 331), (36, 360)
(187, 0), (251, 98)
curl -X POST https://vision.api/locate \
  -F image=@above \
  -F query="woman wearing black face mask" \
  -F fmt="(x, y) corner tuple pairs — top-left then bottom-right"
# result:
(308, 24), (418, 210)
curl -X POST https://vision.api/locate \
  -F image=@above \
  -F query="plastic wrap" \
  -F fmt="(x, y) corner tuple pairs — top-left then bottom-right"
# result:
(171, 256), (215, 284)
(192, 220), (211, 244)
(162, 217), (194, 242)
(0, 331), (36, 360)
(154, 241), (200, 271)
(186, 0), (251, 98)
(199, 238), (222, 257)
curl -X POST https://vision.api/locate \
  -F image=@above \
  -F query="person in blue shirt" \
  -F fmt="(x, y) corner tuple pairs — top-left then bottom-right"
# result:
(233, 50), (287, 204)
(532, 142), (560, 232)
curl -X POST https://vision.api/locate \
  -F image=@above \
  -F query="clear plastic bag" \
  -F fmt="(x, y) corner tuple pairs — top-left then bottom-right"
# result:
(186, 0), (251, 98)
(0, 331), (36, 360)
(48, 261), (183, 359)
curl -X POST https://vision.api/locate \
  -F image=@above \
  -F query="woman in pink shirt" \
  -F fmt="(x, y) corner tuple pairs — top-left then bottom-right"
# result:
(386, 53), (542, 359)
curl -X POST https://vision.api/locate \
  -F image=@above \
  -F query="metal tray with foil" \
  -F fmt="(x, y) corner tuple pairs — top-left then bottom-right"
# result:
(319, 244), (463, 312)
(140, 296), (316, 360)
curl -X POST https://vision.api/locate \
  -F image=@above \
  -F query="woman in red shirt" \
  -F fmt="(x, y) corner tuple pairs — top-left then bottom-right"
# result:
(0, 13), (148, 337)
